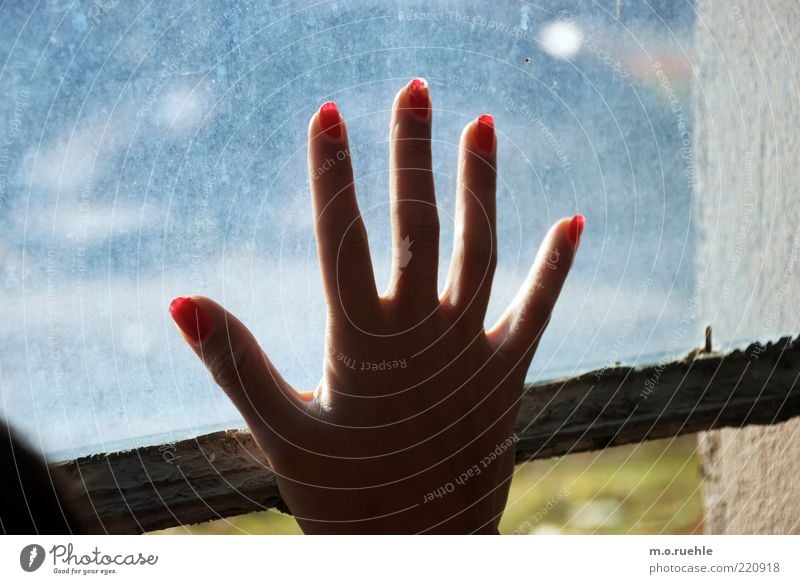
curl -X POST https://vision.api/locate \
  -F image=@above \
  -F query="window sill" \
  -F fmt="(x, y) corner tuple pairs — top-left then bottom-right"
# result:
(53, 334), (800, 534)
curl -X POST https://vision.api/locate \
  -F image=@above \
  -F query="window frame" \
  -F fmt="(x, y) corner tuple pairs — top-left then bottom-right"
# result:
(52, 332), (800, 533)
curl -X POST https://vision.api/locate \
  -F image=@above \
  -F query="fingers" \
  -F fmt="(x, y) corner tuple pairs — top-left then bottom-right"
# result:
(308, 102), (380, 324)
(442, 115), (497, 331)
(387, 78), (440, 309)
(169, 296), (304, 456)
(487, 215), (584, 365)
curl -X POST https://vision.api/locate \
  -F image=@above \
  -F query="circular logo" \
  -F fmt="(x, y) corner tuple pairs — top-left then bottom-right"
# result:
(20, 544), (46, 572)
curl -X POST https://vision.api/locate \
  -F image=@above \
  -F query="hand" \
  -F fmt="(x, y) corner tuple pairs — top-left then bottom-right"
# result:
(169, 78), (584, 534)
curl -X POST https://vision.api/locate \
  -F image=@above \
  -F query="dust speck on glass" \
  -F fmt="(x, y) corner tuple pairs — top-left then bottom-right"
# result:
(0, 0), (697, 458)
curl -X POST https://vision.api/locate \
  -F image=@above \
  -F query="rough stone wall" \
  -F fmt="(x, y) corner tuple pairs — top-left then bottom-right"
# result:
(694, 0), (800, 533)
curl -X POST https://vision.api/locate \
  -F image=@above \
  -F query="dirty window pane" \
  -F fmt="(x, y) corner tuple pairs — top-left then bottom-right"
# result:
(0, 0), (696, 458)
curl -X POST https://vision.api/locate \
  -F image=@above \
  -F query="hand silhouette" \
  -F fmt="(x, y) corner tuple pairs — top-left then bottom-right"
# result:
(170, 78), (584, 534)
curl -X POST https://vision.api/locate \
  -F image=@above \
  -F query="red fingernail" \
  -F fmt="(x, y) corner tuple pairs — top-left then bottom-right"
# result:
(319, 101), (342, 140)
(476, 114), (494, 154)
(569, 214), (585, 247)
(408, 78), (430, 120)
(170, 297), (212, 344)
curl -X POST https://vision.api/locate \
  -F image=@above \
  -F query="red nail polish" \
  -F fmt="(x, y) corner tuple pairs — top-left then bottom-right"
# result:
(569, 214), (585, 247)
(170, 297), (212, 344)
(319, 101), (342, 139)
(476, 114), (494, 154)
(408, 78), (429, 120)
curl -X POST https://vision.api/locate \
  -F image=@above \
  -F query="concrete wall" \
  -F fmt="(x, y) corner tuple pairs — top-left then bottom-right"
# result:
(694, 0), (800, 533)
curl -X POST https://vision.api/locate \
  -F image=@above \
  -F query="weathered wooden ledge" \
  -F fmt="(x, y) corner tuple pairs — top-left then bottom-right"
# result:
(53, 334), (800, 534)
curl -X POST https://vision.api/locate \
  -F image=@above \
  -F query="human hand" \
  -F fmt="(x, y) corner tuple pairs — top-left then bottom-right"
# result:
(169, 78), (584, 534)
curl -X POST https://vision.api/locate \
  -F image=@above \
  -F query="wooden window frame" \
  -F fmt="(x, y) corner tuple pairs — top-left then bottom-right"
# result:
(52, 333), (800, 533)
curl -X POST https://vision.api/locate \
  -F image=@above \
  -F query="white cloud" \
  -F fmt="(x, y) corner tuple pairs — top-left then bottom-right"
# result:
(24, 113), (130, 195)
(156, 83), (212, 134)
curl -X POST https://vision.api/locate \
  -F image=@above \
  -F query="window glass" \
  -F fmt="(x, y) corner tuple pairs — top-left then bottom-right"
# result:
(0, 0), (696, 458)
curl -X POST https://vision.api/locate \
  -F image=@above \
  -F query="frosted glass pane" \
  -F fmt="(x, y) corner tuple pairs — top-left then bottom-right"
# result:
(0, 0), (696, 459)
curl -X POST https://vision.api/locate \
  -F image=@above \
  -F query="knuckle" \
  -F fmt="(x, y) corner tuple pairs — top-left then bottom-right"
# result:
(407, 212), (440, 245)
(323, 150), (353, 180)
(400, 136), (432, 161)
(470, 170), (496, 196)
(335, 224), (368, 259)
(341, 221), (368, 246)
(465, 240), (497, 273)
(208, 339), (262, 396)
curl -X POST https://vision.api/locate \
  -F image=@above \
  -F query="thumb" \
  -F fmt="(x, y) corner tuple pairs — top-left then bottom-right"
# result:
(169, 296), (304, 452)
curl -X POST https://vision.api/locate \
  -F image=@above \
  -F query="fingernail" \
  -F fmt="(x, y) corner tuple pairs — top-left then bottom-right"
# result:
(170, 297), (212, 344)
(407, 78), (430, 120)
(476, 114), (494, 154)
(319, 101), (343, 140)
(569, 214), (585, 247)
